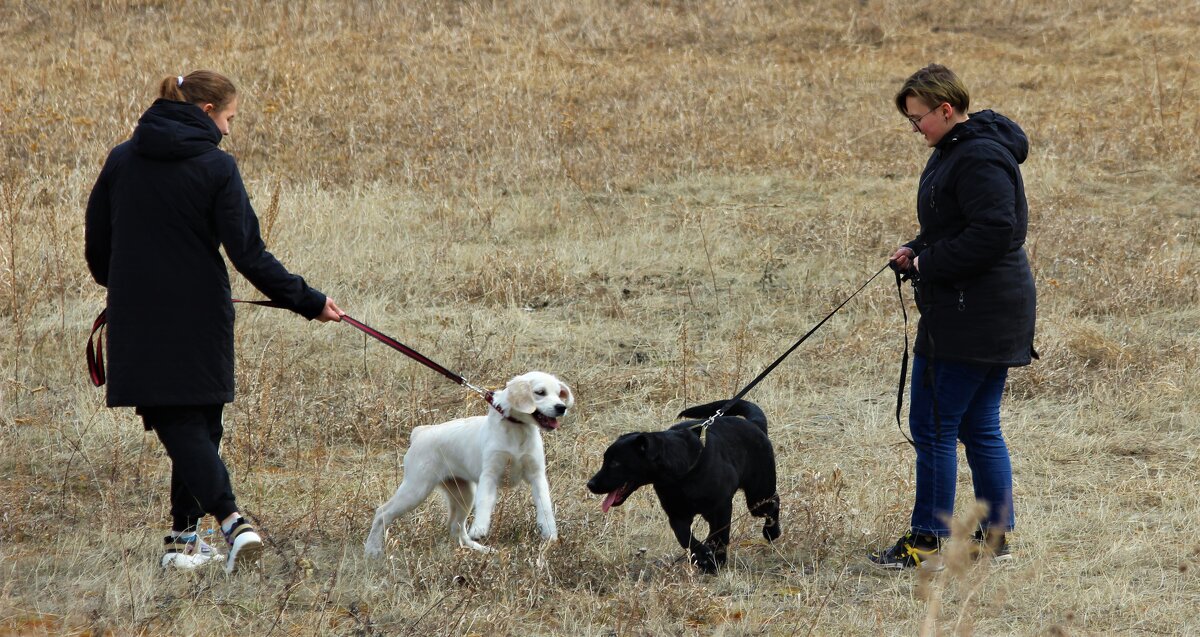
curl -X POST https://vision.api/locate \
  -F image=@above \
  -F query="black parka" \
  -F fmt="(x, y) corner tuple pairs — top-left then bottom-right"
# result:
(905, 110), (1037, 367)
(85, 99), (325, 407)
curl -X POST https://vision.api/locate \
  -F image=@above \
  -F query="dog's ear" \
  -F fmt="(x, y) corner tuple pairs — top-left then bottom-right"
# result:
(647, 431), (702, 478)
(504, 379), (536, 414)
(557, 381), (575, 409)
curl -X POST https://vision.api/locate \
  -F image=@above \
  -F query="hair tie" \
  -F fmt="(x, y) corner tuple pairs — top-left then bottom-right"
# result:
(177, 75), (184, 87)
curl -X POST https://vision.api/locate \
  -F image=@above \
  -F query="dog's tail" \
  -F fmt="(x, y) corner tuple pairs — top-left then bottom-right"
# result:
(677, 399), (767, 431)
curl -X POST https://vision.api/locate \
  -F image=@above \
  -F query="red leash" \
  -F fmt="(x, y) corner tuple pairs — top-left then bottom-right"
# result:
(86, 309), (108, 386)
(86, 301), (504, 415)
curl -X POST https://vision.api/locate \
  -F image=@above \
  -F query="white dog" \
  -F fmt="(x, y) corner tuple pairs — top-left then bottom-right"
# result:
(364, 371), (574, 556)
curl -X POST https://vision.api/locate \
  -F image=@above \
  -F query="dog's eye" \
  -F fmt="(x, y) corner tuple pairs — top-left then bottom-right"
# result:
(534, 389), (547, 396)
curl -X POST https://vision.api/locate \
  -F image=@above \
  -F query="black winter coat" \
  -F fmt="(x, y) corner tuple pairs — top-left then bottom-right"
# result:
(85, 99), (326, 407)
(905, 110), (1037, 367)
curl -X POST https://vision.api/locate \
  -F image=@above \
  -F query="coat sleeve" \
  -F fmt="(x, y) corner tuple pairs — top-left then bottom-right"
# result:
(213, 160), (326, 319)
(915, 150), (1018, 283)
(84, 157), (113, 287)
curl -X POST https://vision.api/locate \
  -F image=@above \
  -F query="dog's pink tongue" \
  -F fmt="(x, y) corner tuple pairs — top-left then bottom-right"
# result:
(601, 491), (621, 513)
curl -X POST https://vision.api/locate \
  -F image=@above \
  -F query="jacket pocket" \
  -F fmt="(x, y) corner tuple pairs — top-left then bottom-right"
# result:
(915, 279), (968, 313)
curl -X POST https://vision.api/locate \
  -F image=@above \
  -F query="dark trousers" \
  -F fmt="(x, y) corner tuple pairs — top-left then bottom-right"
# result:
(139, 405), (239, 532)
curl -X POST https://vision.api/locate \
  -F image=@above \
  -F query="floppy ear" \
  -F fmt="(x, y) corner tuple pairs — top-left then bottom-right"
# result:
(557, 381), (575, 409)
(649, 431), (703, 478)
(505, 379), (536, 414)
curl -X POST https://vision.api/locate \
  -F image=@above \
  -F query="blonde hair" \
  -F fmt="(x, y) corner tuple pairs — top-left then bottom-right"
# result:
(895, 64), (970, 114)
(158, 70), (237, 110)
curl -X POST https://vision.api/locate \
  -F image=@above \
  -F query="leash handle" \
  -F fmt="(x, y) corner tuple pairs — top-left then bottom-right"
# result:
(86, 309), (108, 387)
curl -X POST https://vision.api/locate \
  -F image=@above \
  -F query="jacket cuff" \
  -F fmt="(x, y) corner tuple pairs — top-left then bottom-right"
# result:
(298, 290), (327, 320)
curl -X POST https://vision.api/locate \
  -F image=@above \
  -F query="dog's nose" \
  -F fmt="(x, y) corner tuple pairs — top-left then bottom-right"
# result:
(553, 403), (567, 416)
(586, 477), (598, 492)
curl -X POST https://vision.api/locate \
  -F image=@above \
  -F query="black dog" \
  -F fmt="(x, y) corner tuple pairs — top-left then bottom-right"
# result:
(586, 399), (780, 573)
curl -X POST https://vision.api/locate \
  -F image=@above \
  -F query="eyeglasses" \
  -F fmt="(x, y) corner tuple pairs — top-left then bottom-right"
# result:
(905, 104), (943, 131)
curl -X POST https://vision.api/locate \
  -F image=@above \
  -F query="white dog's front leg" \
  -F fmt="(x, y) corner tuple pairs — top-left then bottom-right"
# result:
(468, 471), (500, 540)
(530, 471), (558, 541)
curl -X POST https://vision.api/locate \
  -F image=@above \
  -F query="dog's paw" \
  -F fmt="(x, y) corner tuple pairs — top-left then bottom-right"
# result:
(459, 538), (496, 554)
(467, 525), (490, 541)
(364, 542), (384, 559)
(538, 523), (558, 541)
(763, 520), (781, 542)
(691, 549), (720, 574)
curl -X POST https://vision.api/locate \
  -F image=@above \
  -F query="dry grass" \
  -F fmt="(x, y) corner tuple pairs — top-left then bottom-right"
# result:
(3, 1), (1200, 635)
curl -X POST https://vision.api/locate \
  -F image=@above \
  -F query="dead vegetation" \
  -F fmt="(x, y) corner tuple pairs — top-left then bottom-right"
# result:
(2, 1), (1199, 634)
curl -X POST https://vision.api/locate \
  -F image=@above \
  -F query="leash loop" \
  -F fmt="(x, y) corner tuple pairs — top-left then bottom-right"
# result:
(86, 309), (108, 387)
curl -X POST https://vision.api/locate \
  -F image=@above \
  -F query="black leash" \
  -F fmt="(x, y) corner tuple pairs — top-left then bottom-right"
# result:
(689, 262), (913, 445)
(890, 265), (919, 449)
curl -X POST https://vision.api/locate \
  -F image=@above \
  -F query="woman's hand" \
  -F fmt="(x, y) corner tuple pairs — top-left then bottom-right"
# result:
(316, 297), (345, 322)
(890, 246), (916, 271)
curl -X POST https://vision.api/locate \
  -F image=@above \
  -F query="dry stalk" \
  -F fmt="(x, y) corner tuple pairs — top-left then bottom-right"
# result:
(261, 181), (282, 245)
(1, 179), (27, 396)
(679, 322), (690, 405)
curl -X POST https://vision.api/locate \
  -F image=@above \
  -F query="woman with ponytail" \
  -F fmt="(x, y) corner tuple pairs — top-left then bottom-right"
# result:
(85, 70), (344, 574)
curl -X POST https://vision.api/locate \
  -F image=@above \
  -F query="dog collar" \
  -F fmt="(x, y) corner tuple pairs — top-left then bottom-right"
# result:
(483, 390), (525, 424)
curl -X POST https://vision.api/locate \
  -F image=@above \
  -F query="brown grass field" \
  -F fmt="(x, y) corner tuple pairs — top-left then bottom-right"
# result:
(2, 1), (1199, 635)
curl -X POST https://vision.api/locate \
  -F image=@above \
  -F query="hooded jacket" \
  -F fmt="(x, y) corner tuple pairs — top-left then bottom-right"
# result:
(904, 110), (1037, 367)
(85, 99), (326, 407)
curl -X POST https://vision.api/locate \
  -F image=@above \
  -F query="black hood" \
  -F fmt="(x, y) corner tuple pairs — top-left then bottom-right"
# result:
(131, 99), (222, 160)
(938, 109), (1028, 164)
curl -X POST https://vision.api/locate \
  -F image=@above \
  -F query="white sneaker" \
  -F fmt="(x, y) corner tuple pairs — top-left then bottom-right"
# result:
(223, 518), (264, 574)
(161, 533), (224, 570)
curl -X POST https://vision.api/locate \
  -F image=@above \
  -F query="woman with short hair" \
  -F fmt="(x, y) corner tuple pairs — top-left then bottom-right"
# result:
(870, 64), (1037, 570)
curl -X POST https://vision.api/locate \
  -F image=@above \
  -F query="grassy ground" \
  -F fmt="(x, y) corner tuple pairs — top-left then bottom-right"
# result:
(2, 1), (1199, 635)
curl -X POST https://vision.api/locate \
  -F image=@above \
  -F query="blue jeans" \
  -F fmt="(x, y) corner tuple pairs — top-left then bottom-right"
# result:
(909, 354), (1014, 537)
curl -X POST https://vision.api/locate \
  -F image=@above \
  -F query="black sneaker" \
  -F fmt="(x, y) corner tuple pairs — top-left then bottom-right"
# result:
(868, 532), (943, 571)
(970, 529), (1013, 563)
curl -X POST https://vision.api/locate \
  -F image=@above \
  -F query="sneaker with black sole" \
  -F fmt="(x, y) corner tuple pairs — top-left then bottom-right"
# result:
(222, 517), (263, 574)
(161, 532), (224, 571)
(970, 529), (1013, 563)
(868, 531), (944, 571)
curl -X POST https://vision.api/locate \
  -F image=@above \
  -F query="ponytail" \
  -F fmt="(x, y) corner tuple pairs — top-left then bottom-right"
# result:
(158, 75), (186, 101)
(158, 70), (237, 109)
